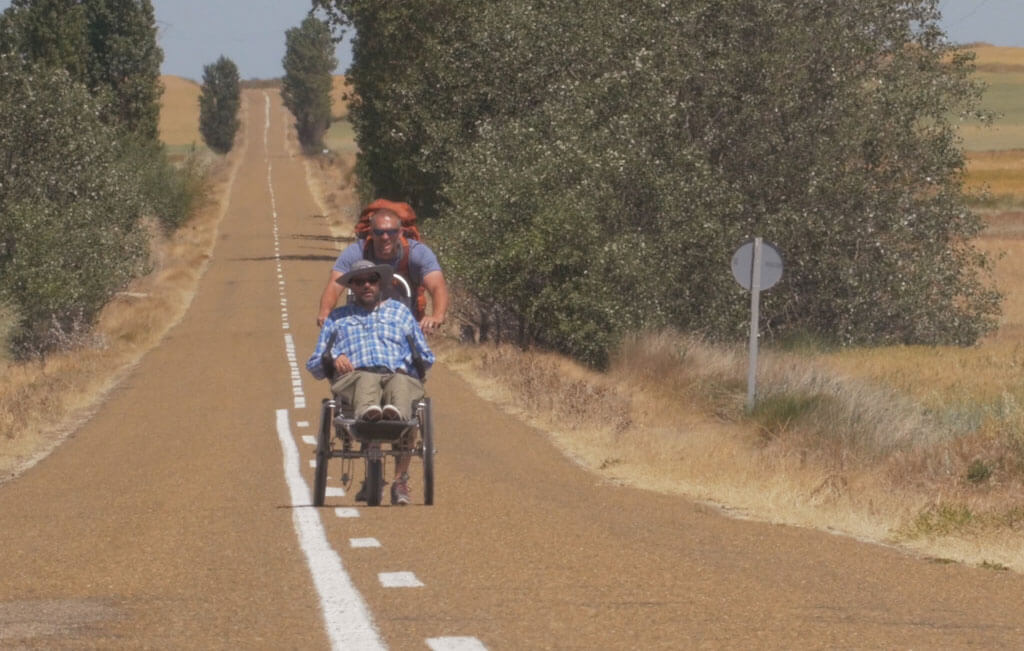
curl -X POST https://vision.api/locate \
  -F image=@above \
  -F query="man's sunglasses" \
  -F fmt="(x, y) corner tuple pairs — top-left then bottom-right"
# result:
(348, 275), (380, 287)
(372, 228), (400, 238)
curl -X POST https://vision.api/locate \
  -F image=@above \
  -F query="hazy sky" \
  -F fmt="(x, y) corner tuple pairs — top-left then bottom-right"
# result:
(0, 1), (1018, 80)
(938, 0), (1024, 47)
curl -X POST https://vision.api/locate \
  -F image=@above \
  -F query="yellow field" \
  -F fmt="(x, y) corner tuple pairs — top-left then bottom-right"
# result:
(970, 44), (1024, 70)
(331, 74), (349, 120)
(158, 75), (202, 148)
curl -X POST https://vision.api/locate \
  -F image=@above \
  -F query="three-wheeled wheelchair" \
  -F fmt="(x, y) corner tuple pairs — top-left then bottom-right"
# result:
(311, 274), (435, 507)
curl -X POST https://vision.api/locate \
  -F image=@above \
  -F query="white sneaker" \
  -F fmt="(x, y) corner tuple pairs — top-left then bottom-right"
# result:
(381, 404), (403, 420)
(358, 405), (383, 421)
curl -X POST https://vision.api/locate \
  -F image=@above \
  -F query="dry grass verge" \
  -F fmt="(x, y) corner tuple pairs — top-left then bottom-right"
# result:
(435, 331), (1024, 572)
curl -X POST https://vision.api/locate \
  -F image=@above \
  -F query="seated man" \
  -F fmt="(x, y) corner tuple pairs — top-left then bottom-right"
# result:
(306, 259), (435, 505)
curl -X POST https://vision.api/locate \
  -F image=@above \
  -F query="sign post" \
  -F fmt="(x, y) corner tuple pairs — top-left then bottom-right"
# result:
(730, 238), (783, 412)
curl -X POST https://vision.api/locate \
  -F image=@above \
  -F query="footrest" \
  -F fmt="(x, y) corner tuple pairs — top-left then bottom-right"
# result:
(340, 418), (418, 443)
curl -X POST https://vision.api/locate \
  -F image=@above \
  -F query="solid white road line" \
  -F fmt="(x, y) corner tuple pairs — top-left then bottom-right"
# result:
(275, 409), (384, 650)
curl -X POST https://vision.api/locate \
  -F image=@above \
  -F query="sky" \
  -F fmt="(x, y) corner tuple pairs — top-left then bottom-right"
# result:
(937, 0), (1024, 48)
(0, 1), (1019, 80)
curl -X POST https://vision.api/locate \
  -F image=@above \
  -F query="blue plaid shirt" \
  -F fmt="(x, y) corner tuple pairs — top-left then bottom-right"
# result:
(306, 298), (435, 380)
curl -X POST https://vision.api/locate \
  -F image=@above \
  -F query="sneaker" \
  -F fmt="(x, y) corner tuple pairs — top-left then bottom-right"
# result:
(381, 404), (403, 420)
(358, 405), (383, 422)
(390, 473), (411, 506)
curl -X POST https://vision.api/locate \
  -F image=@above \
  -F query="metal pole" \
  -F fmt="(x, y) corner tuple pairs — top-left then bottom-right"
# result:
(746, 237), (763, 412)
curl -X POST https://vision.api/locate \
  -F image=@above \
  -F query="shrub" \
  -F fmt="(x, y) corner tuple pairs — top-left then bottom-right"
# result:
(0, 58), (150, 355)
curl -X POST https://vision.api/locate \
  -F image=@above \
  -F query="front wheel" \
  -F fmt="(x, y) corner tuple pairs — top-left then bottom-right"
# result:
(420, 398), (434, 506)
(313, 400), (333, 507)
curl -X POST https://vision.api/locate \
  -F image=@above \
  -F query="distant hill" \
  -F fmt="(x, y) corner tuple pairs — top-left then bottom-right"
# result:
(969, 44), (1024, 73)
(159, 75), (201, 148)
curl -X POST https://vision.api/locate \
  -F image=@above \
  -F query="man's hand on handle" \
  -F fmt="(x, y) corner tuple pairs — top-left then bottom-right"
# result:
(419, 314), (444, 334)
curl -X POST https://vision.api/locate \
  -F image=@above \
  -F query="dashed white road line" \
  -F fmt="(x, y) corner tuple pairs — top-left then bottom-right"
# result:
(427, 638), (488, 651)
(350, 538), (381, 548)
(379, 572), (424, 588)
(265, 90), (485, 650)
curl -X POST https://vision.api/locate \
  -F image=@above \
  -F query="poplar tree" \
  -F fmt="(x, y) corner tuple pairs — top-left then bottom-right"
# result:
(282, 15), (337, 153)
(199, 56), (241, 154)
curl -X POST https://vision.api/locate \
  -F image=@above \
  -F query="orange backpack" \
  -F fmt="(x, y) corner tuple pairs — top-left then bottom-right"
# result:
(356, 199), (427, 320)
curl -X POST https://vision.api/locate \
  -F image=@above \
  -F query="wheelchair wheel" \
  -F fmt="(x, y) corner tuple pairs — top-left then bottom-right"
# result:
(420, 398), (434, 506)
(365, 455), (384, 507)
(313, 399), (332, 507)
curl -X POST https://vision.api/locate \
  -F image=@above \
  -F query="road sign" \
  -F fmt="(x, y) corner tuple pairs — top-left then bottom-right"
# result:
(730, 238), (784, 412)
(731, 240), (783, 291)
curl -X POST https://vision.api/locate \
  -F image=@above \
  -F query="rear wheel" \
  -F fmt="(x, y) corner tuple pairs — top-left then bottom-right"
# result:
(420, 398), (434, 506)
(313, 400), (332, 507)
(365, 453), (383, 507)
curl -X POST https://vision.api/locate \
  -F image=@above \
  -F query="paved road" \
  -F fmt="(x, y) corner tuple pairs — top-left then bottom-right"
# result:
(2, 90), (1023, 649)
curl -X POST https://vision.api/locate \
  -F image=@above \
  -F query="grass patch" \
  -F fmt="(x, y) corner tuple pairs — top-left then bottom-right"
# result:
(324, 119), (357, 156)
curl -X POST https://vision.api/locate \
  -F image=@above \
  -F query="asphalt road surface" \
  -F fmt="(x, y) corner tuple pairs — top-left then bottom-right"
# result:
(2, 91), (1023, 650)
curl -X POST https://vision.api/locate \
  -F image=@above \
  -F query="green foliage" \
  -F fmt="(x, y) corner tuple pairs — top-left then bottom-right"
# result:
(199, 56), (242, 154)
(116, 136), (209, 231)
(0, 58), (152, 353)
(282, 15), (337, 153)
(321, 0), (1002, 367)
(0, 0), (164, 140)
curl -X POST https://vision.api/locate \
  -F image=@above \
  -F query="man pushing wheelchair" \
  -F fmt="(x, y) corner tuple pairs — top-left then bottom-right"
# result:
(306, 258), (435, 505)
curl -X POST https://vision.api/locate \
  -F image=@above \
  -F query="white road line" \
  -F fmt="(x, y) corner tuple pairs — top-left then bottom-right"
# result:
(274, 410), (384, 650)
(297, 421), (310, 428)
(325, 486), (346, 497)
(302, 435), (316, 445)
(350, 538), (381, 548)
(335, 508), (360, 518)
(378, 572), (424, 588)
(427, 638), (488, 651)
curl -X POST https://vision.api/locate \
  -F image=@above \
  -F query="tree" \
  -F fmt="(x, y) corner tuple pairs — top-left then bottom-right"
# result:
(317, 0), (1000, 367)
(0, 56), (151, 354)
(81, 0), (164, 140)
(281, 15), (337, 153)
(199, 55), (241, 154)
(0, 0), (164, 140)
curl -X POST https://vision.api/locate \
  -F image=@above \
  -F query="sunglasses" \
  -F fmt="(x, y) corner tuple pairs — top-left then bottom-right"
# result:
(348, 275), (380, 287)
(372, 228), (400, 238)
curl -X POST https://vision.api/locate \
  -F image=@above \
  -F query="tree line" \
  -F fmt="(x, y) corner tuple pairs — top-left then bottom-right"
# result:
(0, 0), (204, 356)
(315, 0), (1001, 367)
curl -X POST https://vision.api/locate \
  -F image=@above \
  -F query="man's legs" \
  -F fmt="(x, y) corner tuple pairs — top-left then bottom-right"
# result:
(382, 373), (425, 505)
(331, 370), (385, 420)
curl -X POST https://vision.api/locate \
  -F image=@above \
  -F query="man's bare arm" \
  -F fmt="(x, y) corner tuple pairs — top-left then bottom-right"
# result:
(419, 270), (449, 333)
(317, 270), (344, 326)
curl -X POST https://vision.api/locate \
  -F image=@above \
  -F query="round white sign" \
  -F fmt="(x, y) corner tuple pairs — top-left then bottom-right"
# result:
(731, 240), (783, 290)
